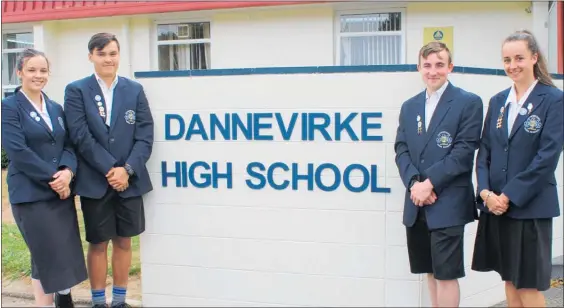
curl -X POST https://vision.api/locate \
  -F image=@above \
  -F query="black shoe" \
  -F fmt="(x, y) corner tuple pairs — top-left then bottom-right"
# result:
(92, 305), (108, 308)
(111, 303), (131, 308)
(55, 292), (74, 308)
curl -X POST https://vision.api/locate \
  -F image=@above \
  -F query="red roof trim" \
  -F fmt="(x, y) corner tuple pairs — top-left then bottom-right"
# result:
(2, 1), (323, 24)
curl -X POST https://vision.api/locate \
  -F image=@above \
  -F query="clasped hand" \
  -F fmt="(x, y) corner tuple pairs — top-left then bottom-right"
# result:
(106, 167), (129, 192)
(49, 169), (72, 199)
(410, 179), (437, 206)
(481, 190), (509, 215)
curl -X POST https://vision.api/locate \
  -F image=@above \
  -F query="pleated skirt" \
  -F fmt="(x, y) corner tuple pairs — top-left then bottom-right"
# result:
(471, 212), (553, 291)
(11, 197), (88, 294)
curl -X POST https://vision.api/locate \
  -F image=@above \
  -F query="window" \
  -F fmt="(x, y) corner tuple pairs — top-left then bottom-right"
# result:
(336, 11), (404, 66)
(2, 31), (34, 98)
(156, 22), (211, 71)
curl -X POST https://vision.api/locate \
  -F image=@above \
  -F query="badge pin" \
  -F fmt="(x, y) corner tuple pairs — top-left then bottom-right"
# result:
(58, 117), (65, 130)
(527, 103), (533, 114)
(97, 102), (103, 107)
(95, 95), (101, 101)
(416, 115), (421, 122)
(519, 107), (527, 116)
(30, 111), (37, 118)
(496, 106), (506, 129)
(35, 116), (41, 122)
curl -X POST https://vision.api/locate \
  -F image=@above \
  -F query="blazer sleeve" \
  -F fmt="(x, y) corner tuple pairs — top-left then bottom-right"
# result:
(424, 96), (484, 192)
(1, 102), (58, 183)
(475, 98), (494, 203)
(57, 105), (77, 174)
(125, 87), (154, 176)
(64, 83), (117, 175)
(502, 94), (564, 207)
(394, 103), (421, 188)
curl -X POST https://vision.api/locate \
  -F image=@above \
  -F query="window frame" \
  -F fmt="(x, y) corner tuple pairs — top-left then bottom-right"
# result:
(334, 7), (406, 66)
(1, 28), (34, 98)
(152, 17), (212, 71)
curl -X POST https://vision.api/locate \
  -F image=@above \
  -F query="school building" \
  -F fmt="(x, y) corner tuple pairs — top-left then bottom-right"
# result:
(2, 1), (563, 307)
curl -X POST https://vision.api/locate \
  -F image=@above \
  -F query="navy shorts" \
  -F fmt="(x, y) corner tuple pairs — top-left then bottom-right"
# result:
(80, 187), (145, 244)
(405, 210), (465, 280)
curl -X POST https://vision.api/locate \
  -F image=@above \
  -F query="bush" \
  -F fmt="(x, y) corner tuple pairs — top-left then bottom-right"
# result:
(1, 148), (9, 169)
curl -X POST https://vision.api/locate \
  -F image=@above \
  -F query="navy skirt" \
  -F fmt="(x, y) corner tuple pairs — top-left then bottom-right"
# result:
(471, 212), (553, 291)
(11, 197), (88, 294)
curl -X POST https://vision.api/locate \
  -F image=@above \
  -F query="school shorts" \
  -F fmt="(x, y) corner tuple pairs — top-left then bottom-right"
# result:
(80, 187), (145, 244)
(405, 210), (465, 280)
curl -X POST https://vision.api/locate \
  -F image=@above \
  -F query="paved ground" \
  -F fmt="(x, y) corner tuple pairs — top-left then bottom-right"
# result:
(3, 266), (562, 307)
(491, 264), (563, 307)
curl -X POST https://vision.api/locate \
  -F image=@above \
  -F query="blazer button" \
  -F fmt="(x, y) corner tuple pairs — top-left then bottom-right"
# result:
(51, 142), (56, 146)
(420, 159), (424, 163)
(502, 168), (507, 172)
(52, 158), (57, 163)
(504, 147), (508, 152)
(110, 138), (115, 143)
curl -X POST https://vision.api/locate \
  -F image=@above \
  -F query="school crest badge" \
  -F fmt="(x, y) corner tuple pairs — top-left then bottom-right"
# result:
(436, 131), (452, 148)
(124, 110), (136, 124)
(524, 115), (542, 133)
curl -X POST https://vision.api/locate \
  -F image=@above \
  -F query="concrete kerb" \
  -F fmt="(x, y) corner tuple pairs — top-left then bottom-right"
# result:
(1, 291), (142, 307)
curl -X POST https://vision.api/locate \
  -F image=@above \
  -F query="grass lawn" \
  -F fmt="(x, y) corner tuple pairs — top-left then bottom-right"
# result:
(1, 169), (141, 281)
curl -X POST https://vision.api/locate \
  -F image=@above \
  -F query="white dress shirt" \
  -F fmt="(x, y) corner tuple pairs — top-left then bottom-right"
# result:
(425, 81), (449, 131)
(505, 79), (538, 134)
(20, 90), (53, 131)
(95, 73), (119, 126)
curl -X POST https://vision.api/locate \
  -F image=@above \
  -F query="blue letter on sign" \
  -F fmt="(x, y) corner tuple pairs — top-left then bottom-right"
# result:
(165, 114), (185, 140)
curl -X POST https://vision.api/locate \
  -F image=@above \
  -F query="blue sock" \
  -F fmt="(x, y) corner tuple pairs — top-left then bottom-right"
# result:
(112, 286), (127, 305)
(91, 289), (106, 306)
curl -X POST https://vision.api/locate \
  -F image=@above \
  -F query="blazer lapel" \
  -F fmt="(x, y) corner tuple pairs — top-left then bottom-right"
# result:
(88, 74), (109, 127)
(16, 91), (55, 139)
(109, 79), (126, 132)
(422, 83), (455, 150)
(44, 98), (60, 135)
(413, 92), (427, 156)
(508, 84), (547, 140)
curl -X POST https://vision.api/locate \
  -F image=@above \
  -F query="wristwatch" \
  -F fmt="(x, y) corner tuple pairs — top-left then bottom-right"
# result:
(124, 164), (135, 177)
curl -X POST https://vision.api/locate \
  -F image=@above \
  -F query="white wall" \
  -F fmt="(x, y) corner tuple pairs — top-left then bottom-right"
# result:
(547, 2), (559, 74)
(136, 71), (563, 307)
(31, 1), (538, 103)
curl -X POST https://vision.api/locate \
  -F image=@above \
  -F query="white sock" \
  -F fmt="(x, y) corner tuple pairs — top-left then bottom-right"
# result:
(56, 288), (71, 295)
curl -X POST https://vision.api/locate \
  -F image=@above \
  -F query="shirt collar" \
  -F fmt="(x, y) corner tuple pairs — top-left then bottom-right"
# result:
(20, 90), (48, 114)
(94, 72), (119, 90)
(506, 79), (538, 107)
(426, 80), (449, 101)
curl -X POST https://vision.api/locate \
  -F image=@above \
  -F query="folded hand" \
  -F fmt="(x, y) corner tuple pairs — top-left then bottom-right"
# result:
(106, 167), (129, 192)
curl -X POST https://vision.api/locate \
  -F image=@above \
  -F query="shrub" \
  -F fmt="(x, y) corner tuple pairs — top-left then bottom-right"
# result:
(1, 148), (9, 169)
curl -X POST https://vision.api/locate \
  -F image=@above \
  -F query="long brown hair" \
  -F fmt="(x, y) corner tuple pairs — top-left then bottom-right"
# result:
(503, 30), (554, 87)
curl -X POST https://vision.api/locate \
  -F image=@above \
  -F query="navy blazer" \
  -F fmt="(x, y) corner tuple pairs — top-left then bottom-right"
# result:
(394, 82), (484, 230)
(476, 83), (563, 219)
(1, 90), (77, 205)
(63, 75), (154, 199)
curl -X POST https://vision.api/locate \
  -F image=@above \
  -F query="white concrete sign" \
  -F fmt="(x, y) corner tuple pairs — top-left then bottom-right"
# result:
(136, 70), (563, 307)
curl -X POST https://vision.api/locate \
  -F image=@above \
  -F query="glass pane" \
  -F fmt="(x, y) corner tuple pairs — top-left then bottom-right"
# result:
(158, 43), (211, 71)
(2, 32), (34, 49)
(340, 35), (401, 65)
(340, 13), (401, 33)
(2, 52), (22, 85)
(3, 90), (16, 98)
(157, 22), (210, 41)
